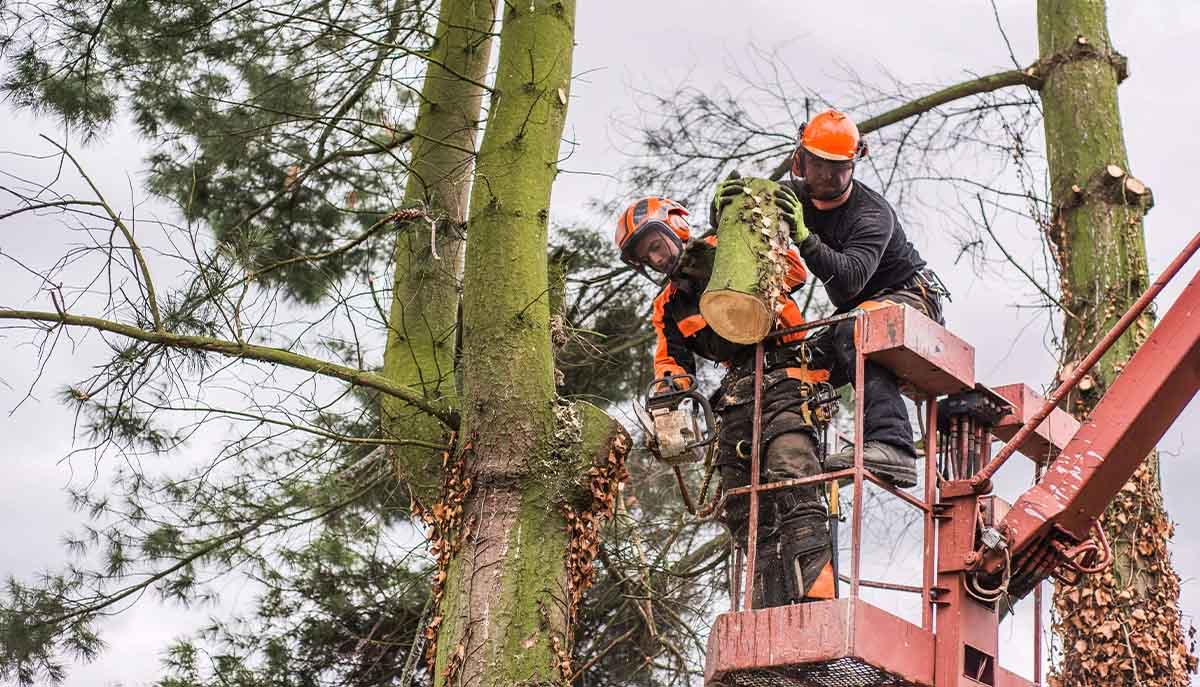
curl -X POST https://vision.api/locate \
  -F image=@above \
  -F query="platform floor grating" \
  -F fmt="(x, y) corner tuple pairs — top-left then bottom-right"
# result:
(714, 657), (925, 687)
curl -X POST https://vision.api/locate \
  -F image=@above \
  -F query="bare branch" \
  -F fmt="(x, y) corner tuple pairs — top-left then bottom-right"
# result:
(768, 68), (1042, 179)
(147, 402), (447, 450)
(974, 194), (1080, 322)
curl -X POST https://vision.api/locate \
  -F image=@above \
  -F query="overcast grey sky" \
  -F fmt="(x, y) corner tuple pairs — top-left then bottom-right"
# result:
(2, 1), (1199, 685)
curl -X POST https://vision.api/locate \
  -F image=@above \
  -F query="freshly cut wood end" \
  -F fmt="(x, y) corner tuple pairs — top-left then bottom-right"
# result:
(700, 290), (773, 344)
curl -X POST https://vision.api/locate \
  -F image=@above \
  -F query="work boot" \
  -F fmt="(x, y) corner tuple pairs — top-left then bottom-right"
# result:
(824, 440), (918, 488)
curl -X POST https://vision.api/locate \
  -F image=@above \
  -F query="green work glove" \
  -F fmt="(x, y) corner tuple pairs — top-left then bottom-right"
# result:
(774, 185), (809, 244)
(708, 170), (745, 229)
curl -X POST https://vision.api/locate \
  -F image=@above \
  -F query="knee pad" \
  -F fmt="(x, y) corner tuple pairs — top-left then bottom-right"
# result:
(764, 431), (821, 480)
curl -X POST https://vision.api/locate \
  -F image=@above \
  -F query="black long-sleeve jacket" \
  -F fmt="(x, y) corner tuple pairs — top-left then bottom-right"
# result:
(784, 179), (927, 312)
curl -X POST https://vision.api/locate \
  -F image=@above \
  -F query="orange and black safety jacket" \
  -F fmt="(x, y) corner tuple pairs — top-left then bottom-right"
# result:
(652, 236), (809, 380)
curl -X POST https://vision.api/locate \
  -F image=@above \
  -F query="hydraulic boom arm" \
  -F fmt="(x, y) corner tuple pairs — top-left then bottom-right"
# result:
(977, 259), (1200, 599)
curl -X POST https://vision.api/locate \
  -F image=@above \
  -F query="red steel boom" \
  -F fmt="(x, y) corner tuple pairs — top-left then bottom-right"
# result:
(975, 238), (1200, 597)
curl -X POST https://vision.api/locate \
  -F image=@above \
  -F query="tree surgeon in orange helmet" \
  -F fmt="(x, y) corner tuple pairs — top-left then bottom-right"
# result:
(714, 109), (950, 488)
(615, 196), (838, 607)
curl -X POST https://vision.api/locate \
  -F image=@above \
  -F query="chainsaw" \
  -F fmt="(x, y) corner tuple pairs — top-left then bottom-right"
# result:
(644, 373), (718, 465)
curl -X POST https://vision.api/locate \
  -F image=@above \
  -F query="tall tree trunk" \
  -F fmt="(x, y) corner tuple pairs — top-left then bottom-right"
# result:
(425, 3), (626, 686)
(381, 0), (496, 501)
(1038, 1), (1197, 684)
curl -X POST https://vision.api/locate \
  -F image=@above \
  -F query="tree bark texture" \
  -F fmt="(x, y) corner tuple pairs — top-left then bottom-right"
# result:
(382, 0), (497, 502)
(1038, 1), (1197, 684)
(701, 177), (792, 343)
(425, 3), (628, 686)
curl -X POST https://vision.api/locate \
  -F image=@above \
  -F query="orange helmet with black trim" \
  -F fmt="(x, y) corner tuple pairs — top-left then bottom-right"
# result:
(614, 196), (691, 281)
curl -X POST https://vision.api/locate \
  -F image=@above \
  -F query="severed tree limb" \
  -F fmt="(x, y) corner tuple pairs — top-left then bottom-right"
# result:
(0, 308), (460, 429)
(768, 68), (1042, 180)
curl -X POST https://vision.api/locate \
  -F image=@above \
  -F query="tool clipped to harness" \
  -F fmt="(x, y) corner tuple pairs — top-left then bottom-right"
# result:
(645, 373), (718, 465)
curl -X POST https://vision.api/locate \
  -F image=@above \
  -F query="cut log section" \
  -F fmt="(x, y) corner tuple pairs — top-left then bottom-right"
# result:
(700, 177), (792, 344)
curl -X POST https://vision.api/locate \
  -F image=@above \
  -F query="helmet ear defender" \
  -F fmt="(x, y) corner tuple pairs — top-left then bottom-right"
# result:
(791, 123), (806, 176)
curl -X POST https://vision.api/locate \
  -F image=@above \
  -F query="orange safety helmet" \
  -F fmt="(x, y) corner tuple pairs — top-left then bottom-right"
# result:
(791, 109), (865, 180)
(800, 109), (862, 160)
(614, 196), (691, 281)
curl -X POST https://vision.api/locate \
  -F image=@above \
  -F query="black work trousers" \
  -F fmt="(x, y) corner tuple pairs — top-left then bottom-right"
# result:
(713, 367), (831, 606)
(808, 275), (945, 455)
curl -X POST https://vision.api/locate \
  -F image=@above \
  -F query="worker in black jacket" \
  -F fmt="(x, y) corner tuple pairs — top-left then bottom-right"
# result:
(615, 196), (836, 606)
(713, 109), (948, 488)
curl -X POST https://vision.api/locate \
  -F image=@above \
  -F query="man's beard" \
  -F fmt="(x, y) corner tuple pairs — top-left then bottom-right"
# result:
(808, 177), (851, 201)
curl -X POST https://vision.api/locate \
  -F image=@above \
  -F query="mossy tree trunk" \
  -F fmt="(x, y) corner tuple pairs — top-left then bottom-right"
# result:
(381, 0), (496, 502)
(1038, 1), (1197, 683)
(424, 3), (627, 686)
(701, 177), (791, 344)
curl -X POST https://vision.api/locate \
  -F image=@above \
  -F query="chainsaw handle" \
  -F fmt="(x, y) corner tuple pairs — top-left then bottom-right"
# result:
(644, 374), (717, 451)
(644, 373), (697, 404)
(684, 389), (718, 451)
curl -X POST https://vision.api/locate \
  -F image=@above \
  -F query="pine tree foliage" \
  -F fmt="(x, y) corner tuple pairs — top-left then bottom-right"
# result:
(1, 357), (416, 684)
(156, 528), (433, 687)
(0, 125), (666, 683)
(550, 226), (655, 403)
(0, 120), (439, 681)
(2, 0), (438, 301)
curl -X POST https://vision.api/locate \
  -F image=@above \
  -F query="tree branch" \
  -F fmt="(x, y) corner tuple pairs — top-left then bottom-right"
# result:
(667, 532), (729, 578)
(974, 194), (1080, 322)
(226, 131), (415, 237)
(246, 207), (425, 283)
(40, 135), (164, 331)
(768, 68), (1042, 179)
(0, 198), (106, 221)
(0, 308), (459, 428)
(147, 402), (448, 449)
(35, 473), (381, 630)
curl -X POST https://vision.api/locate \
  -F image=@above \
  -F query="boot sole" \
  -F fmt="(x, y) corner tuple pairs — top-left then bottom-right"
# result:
(824, 458), (918, 489)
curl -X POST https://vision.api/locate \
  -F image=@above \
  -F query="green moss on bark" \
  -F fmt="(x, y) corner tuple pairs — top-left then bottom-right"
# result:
(433, 2), (583, 685)
(701, 177), (790, 343)
(381, 0), (496, 503)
